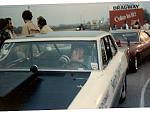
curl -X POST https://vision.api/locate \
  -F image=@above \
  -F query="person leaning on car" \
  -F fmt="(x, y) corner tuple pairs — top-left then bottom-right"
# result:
(21, 10), (40, 36)
(37, 16), (53, 34)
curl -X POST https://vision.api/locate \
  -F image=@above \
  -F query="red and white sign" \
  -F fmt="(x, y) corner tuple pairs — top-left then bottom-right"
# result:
(109, 8), (144, 28)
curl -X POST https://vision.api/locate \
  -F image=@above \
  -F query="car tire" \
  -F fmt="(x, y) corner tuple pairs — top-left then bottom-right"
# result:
(129, 56), (138, 73)
(119, 76), (127, 104)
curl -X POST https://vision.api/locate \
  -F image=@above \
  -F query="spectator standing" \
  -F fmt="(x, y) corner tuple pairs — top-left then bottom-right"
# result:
(132, 21), (141, 29)
(21, 10), (40, 36)
(122, 20), (129, 30)
(78, 24), (85, 31)
(5, 18), (16, 38)
(0, 18), (11, 48)
(143, 20), (149, 30)
(112, 24), (117, 30)
(37, 16), (53, 34)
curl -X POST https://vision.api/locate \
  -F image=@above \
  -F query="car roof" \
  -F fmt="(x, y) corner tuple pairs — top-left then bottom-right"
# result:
(5, 31), (110, 43)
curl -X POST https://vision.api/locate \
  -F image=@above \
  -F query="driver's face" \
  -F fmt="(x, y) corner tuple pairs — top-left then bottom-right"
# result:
(77, 48), (84, 59)
(71, 48), (84, 61)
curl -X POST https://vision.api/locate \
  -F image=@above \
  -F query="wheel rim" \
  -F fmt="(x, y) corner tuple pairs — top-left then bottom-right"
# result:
(120, 78), (127, 100)
(135, 57), (138, 70)
(122, 81), (126, 98)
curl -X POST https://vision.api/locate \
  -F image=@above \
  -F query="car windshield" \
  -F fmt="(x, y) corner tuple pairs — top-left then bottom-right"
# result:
(0, 41), (98, 71)
(112, 32), (138, 42)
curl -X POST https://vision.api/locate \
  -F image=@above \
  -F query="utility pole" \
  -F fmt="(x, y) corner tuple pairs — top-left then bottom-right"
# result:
(27, 5), (30, 10)
(80, 14), (83, 24)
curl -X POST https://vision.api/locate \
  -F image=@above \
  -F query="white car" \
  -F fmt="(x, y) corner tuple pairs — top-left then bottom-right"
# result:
(0, 31), (128, 110)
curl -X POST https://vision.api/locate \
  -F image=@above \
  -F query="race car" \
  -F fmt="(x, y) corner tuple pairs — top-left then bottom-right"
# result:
(111, 29), (150, 72)
(0, 31), (128, 110)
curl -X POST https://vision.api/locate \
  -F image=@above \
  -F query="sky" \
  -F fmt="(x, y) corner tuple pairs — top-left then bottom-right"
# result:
(0, 0), (150, 27)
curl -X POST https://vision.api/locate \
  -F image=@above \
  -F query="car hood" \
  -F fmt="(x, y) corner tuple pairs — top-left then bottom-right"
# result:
(0, 71), (91, 110)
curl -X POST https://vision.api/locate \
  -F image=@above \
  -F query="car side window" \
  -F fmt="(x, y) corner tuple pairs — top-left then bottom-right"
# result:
(100, 38), (108, 68)
(107, 36), (117, 56)
(14, 44), (29, 59)
(100, 36), (115, 69)
(32, 44), (41, 57)
(103, 37), (113, 61)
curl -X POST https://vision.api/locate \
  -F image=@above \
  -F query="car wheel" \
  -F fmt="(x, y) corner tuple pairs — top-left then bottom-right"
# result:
(119, 76), (127, 104)
(134, 56), (138, 70)
(129, 56), (138, 73)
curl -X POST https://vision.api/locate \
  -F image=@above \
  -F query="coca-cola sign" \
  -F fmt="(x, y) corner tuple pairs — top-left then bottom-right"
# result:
(114, 11), (136, 22)
(109, 8), (144, 28)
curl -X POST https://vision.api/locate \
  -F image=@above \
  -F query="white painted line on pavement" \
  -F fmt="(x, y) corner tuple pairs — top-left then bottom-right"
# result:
(140, 78), (150, 107)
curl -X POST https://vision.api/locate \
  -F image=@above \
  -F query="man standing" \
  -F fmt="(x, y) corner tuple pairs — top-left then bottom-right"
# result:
(143, 20), (149, 30)
(21, 10), (39, 36)
(0, 18), (11, 47)
(5, 18), (16, 38)
(122, 20), (129, 30)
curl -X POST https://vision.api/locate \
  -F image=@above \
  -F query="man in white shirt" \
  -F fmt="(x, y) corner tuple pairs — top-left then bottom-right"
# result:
(22, 10), (40, 36)
(122, 20), (129, 30)
(143, 20), (149, 30)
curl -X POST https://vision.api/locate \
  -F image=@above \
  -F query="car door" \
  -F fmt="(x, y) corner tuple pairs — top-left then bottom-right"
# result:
(100, 35), (127, 107)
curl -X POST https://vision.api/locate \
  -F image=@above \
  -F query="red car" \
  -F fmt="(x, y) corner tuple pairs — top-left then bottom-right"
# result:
(111, 29), (150, 72)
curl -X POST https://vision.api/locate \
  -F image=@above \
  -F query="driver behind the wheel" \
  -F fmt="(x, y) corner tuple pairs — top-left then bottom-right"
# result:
(61, 44), (94, 70)
(58, 45), (86, 69)
(70, 44), (98, 70)
(68, 44), (90, 70)
(71, 46), (84, 63)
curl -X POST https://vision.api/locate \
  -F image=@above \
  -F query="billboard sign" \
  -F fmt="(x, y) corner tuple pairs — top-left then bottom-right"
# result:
(109, 3), (144, 28)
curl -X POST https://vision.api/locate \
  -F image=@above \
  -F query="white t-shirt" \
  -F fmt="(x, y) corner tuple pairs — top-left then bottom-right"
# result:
(143, 23), (149, 30)
(22, 20), (40, 36)
(40, 25), (53, 34)
(125, 24), (129, 30)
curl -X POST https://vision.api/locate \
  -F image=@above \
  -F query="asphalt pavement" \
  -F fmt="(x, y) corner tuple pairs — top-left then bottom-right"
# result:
(118, 59), (150, 108)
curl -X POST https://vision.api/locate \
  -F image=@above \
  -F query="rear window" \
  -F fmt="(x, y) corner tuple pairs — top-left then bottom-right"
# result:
(112, 32), (138, 42)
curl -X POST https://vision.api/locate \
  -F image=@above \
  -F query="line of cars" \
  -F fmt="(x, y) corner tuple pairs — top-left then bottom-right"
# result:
(1, 28), (149, 110)
(1, 2), (150, 110)
(110, 29), (150, 73)
(0, 31), (128, 110)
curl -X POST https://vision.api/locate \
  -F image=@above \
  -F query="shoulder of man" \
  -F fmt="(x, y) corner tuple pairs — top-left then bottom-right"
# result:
(0, 30), (11, 40)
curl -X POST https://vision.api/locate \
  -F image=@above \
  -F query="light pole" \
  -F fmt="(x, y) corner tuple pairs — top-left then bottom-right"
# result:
(27, 5), (30, 10)
(99, 20), (103, 30)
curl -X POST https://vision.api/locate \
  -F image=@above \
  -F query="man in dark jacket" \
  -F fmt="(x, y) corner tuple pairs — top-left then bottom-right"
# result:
(0, 18), (11, 48)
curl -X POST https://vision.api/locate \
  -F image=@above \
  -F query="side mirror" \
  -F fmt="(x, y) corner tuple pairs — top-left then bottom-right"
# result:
(30, 65), (38, 73)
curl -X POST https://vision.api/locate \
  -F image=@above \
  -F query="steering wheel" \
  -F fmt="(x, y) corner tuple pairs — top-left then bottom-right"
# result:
(58, 55), (89, 69)
(58, 55), (70, 65)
